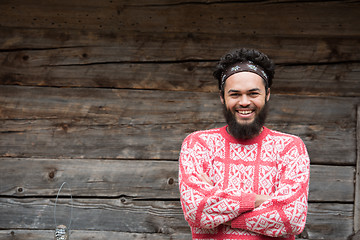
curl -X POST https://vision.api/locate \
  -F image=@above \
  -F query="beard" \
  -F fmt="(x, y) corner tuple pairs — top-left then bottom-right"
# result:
(223, 102), (269, 140)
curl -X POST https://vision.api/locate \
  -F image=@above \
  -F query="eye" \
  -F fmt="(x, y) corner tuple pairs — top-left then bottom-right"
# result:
(249, 92), (260, 96)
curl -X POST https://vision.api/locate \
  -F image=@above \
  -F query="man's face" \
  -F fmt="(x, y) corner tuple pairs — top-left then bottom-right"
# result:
(220, 72), (270, 139)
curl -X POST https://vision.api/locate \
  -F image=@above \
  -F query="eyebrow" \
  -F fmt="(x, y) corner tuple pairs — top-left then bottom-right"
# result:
(227, 88), (261, 94)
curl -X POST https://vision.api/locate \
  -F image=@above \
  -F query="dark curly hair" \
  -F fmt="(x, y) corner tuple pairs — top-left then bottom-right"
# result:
(213, 48), (275, 96)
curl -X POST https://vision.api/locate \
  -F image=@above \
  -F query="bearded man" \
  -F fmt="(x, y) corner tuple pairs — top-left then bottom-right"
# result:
(178, 48), (310, 239)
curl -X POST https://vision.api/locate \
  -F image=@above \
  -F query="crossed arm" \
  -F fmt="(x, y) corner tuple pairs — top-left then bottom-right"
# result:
(198, 172), (271, 210)
(179, 135), (310, 237)
(198, 172), (271, 227)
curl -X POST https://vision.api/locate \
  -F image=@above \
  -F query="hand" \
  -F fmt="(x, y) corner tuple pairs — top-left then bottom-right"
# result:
(255, 194), (271, 208)
(198, 172), (213, 186)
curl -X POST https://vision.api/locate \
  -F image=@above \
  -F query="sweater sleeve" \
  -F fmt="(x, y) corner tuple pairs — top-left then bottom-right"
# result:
(231, 137), (310, 237)
(179, 133), (256, 229)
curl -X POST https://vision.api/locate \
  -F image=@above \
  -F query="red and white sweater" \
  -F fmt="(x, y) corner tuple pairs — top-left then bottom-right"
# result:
(178, 126), (310, 239)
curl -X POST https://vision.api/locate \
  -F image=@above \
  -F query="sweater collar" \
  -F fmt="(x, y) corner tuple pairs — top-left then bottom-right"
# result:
(220, 125), (269, 144)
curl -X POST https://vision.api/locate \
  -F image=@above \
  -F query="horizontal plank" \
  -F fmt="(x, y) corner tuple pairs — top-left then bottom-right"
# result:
(0, 86), (357, 124)
(0, 1), (358, 36)
(0, 158), (179, 198)
(0, 59), (217, 92)
(356, 106), (360, 232)
(0, 120), (356, 164)
(308, 165), (355, 202)
(1, 28), (359, 64)
(0, 158), (355, 202)
(1, 58), (359, 96)
(0, 198), (189, 233)
(274, 63), (360, 97)
(0, 0), (359, 65)
(0, 120), (187, 160)
(0, 198), (354, 239)
(0, 85), (357, 163)
(305, 203), (354, 239)
(0, 230), (192, 240)
(267, 123), (356, 165)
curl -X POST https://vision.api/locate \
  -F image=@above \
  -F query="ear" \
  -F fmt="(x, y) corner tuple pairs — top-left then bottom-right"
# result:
(266, 88), (271, 102)
(219, 91), (225, 104)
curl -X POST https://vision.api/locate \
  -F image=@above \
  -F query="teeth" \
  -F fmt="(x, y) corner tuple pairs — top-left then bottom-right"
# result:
(238, 110), (253, 114)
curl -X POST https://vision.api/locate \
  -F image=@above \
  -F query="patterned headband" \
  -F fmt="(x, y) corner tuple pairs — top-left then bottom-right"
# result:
(221, 61), (268, 89)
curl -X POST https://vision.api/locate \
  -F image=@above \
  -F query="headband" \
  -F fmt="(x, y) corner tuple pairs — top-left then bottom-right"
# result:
(221, 61), (268, 89)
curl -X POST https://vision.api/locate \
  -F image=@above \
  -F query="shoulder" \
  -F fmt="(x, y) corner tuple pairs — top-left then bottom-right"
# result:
(182, 127), (224, 145)
(266, 130), (310, 170)
(183, 127), (223, 140)
(267, 128), (304, 143)
(266, 128), (307, 152)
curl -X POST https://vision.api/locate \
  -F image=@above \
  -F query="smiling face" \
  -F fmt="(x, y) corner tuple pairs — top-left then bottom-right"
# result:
(220, 71), (270, 139)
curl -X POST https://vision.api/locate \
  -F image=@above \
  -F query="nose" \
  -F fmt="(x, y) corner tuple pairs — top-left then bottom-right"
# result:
(238, 95), (251, 107)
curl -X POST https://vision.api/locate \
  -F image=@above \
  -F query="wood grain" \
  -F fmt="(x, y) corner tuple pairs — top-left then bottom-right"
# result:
(0, 57), (359, 96)
(0, 86), (357, 163)
(0, 158), (355, 202)
(0, 230), (192, 240)
(0, 119), (356, 164)
(0, 158), (179, 198)
(0, 198), (189, 233)
(1, 1), (360, 65)
(0, 0), (358, 238)
(0, 1), (358, 36)
(1, 85), (357, 125)
(0, 198), (354, 239)
(355, 106), (360, 232)
(1, 29), (359, 64)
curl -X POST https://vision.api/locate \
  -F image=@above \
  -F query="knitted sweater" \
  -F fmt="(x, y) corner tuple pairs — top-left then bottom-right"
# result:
(178, 126), (310, 239)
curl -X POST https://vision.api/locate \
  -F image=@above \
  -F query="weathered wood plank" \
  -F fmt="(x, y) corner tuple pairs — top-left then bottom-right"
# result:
(0, 86), (357, 163)
(1, 28), (359, 64)
(1, 57), (359, 96)
(0, 230), (192, 240)
(1, 1), (360, 65)
(0, 120), (185, 160)
(0, 158), (179, 198)
(0, 228), (354, 240)
(0, 120), (356, 164)
(274, 63), (360, 97)
(308, 165), (355, 202)
(0, 198), (189, 233)
(0, 86), (357, 125)
(0, 158), (354, 202)
(0, 1), (357, 239)
(355, 105), (360, 232)
(0, 85), (222, 124)
(0, 1), (358, 36)
(268, 123), (356, 165)
(0, 198), (354, 239)
(305, 203), (354, 239)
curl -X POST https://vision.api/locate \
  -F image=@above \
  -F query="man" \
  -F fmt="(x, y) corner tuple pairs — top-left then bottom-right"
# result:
(178, 48), (310, 239)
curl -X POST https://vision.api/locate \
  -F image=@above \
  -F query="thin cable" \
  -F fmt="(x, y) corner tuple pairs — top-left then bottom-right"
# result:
(54, 182), (73, 230)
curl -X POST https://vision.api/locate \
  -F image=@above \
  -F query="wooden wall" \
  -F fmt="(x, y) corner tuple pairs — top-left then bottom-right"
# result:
(0, 0), (359, 239)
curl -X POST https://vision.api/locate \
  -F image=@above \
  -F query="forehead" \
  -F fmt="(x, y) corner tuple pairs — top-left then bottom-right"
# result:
(224, 72), (266, 91)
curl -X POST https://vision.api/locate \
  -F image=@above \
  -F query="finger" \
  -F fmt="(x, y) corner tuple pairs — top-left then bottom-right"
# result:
(199, 173), (212, 185)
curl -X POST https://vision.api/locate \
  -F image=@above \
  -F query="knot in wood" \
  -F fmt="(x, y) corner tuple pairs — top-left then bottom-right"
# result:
(48, 169), (56, 179)
(167, 177), (174, 185)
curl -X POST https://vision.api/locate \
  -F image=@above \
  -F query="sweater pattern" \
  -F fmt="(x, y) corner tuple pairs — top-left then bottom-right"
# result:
(179, 126), (310, 239)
